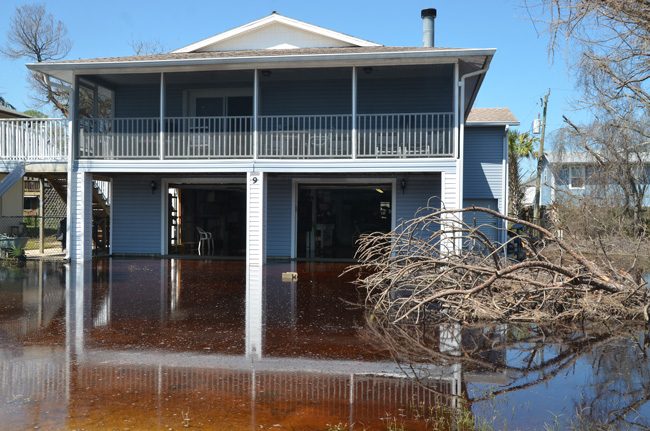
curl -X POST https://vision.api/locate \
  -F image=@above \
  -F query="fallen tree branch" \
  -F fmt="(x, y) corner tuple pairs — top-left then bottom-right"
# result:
(346, 206), (649, 323)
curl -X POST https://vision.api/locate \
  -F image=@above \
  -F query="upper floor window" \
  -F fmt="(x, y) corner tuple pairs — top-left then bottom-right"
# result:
(569, 166), (586, 189)
(186, 89), (253, 117)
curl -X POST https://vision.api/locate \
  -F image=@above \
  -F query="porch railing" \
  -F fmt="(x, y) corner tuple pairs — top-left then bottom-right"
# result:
(0, 113), (456, 162)
(258, 114), (352, 158)
(79, 118), (160, 159)
(0, 119), (68, 161)
(165, 116), (253, 159)
(357, 112), (454, 158)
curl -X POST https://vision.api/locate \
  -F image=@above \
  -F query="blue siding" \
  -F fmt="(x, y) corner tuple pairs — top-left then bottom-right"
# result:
(464, 126), (505, 200)
(358, 65), (453, 114)
(547, 163), (650, 207)
(112, 175), (162, 254)
(115, 86), (159, 118)
(463, 198), (500, 243)
(266, 177), (293, 258)
(111, 65), (455, 118)
(260, 78), (351, 115)
(395, 174), (442, 223)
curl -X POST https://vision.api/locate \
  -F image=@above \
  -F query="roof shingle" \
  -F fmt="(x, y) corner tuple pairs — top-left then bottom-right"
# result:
(51, 46), (465, 65)
(467, 107), (519, 125)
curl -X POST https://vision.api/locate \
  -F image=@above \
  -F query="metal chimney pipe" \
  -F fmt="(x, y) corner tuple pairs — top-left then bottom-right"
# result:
(421, 8), (437, 47)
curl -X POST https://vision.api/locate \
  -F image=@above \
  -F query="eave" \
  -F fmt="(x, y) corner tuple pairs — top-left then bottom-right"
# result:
(27, 48), (496, 83)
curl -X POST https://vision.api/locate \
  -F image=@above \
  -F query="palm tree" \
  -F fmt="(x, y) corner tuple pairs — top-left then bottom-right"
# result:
(508, 130), (537, 218)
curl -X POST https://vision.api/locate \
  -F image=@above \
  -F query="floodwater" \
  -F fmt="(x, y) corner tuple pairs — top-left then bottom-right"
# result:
(0, 259), (648, 430)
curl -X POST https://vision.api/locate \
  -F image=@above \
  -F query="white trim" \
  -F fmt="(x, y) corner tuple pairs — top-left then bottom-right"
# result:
(29, 50), (495, 83)
(351, 66), (357, 159)
(253, 69), (259, 159)
(109, 177), (114, 256)
(159, 72), (165, 160)
(65, 75), (77, 261)
(453, 62), (459, 160)
(502, 125), (509, 247)
(76, 158), (459, 174)
(391, 178), (397, 230)
(568, 165), (586, 190)
(173, 13), (380, 53)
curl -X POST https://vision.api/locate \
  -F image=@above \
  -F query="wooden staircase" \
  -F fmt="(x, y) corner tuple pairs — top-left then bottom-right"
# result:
(42, 174), (111, 251)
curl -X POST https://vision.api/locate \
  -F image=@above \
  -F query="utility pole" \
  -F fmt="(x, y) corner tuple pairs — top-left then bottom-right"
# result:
(533, 90), (550, 226)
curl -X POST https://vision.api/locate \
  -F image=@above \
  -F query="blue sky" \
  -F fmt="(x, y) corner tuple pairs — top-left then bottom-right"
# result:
(0, 0), (587, 142)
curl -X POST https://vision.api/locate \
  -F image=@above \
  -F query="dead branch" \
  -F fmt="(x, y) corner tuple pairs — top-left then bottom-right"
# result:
(347, 206), (649, 324)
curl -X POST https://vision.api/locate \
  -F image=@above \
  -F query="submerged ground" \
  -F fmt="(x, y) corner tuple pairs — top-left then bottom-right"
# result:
(0, 259), (648, 430)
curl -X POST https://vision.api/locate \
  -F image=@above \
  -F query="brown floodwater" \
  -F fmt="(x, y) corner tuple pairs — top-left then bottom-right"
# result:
(0, 259), (648, 430)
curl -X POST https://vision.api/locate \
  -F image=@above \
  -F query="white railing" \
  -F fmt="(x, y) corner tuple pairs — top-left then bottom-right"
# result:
(165, 116), (253, 158)
(357, 112), (454, 158)
(79, 118), (160, 159)
(0, 119), (68, 161)
(1, 113), (456, 162)
(259, 114), (352, 158)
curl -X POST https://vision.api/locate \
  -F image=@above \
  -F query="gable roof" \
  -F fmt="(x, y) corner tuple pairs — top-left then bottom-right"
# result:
(174, 13), (380, 53)
(466, 107), (519, 126)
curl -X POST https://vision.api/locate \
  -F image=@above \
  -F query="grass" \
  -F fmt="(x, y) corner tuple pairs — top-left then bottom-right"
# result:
(23, 236), (60, 251)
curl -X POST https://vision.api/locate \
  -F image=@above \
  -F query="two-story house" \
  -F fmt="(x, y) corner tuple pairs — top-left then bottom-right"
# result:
(0, 10), (518, 268)
(524, 152), (650, 208)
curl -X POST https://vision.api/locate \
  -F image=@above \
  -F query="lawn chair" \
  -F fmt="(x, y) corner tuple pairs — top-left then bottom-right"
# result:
(196, 226), (214, 256)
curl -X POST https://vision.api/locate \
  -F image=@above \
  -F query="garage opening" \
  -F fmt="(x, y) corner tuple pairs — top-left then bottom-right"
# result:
(168, 184), (246, 257)
(297, 184), (392, 260)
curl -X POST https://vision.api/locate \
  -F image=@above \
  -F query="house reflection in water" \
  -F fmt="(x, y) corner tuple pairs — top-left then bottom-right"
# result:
(0, 259), (510, 430)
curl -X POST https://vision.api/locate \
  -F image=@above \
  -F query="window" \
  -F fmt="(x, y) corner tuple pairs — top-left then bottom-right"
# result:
(569, 166), (586, 189)
(186, 89), (253, 117)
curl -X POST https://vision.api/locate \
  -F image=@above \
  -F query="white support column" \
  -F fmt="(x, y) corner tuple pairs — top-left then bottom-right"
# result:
(456, 67), (466, 253)
(66, 260), (92, 365)
(253, 69), (259, 159)
(351, 66), (357, 159)
(159, 72), (165, 160)
(453, 62), (459, 159)
(65, 75), (78, 261)
(502, 125), (510, 247)
(68, 171), (93, 262)
(440, 169), (460, 254)
(245, 171), (266, 359)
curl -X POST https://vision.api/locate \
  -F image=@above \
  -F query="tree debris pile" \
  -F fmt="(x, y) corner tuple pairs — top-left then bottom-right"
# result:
(348, 206), (649, 323)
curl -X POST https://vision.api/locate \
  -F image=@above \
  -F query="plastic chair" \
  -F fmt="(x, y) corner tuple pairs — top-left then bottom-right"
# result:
(196, 226), (214, 256)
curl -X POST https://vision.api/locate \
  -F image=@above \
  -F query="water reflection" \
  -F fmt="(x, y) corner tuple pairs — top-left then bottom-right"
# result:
(0, 259), (648, 430)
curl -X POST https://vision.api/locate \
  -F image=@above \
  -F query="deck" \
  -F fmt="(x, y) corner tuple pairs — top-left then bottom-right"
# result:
(1, 113), (455, 164)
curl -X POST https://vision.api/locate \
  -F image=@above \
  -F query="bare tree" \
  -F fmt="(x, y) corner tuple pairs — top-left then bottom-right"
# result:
(130, 39), (166, 56)
(533, 0), (649, 112)
(530, 0), (650, 234)
(556, 113), (649, 232)
(2, 3), (71, 116)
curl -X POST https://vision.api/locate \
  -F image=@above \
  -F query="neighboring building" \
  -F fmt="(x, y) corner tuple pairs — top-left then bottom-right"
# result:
(0, 97), (30, 119)
(524, 152), (650, 208)
(0, 10), (519, 263)
(0, 100), (29, 228)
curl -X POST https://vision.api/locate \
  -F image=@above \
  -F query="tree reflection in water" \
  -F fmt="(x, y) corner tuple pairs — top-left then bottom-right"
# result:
(361, 316), (650, 429)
